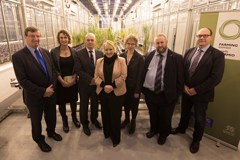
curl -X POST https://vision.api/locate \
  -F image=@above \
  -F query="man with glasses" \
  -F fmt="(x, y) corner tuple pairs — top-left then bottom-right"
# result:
(12, 26), (62, 152)
(171, 28), (225, 153)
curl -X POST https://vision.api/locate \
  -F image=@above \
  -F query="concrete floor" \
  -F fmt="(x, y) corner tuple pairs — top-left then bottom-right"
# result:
(0, 98), (240, 160)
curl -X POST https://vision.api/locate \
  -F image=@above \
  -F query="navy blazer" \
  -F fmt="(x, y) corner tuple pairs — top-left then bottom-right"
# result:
(119, 50), (145, 94)
(50, 46), (77, 76)
(183, 45), (225, 102)
(142, 49), (184, 103)
(75, 47), (104, 90)
(12, 46), (57, 106)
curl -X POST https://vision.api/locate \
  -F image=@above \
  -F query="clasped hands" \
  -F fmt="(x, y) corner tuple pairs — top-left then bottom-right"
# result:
(62, 79), (75, 88)
(184, 85), (197, 96)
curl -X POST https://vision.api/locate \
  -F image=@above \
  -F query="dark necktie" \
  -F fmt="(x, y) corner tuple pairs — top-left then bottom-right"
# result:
(154, 54), (163, 94)
(89, 50), (95, 70)
(189, 49), (202, 78)
(35, 49), (49, 81)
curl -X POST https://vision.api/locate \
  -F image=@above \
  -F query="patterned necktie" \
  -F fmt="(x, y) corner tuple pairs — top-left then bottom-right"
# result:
(89, 50), (95, 70)
(154, 54), (163, 94)
(35, 49), (49, 81)
(189, 49), (202, 78)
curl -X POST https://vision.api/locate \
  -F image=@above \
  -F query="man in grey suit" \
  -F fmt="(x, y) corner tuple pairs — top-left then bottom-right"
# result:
(171, 28), (225, 153)
(12, 26), (62, 152)
(142, 33), (184, 145)
(75, 33), (104, 136)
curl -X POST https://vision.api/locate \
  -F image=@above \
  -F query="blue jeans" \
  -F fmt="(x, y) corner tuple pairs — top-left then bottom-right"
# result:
(179, 93), (208, 141)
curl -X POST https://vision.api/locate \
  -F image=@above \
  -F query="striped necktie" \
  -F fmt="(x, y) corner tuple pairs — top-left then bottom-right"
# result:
(189, 49), (202, 78)
(154, 54), (163, 94)
(89, 50), (95, 70)
(35, 49), (49, 81)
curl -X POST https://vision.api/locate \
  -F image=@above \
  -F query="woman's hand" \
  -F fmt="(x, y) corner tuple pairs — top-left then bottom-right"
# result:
(104, 85), (114, 94)
(61, 81), (70, 88)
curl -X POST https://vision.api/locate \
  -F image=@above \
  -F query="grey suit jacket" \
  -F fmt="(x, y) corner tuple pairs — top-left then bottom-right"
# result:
(75, 47), (104, 91)
(50, 46), (77, 76)
(184, 45), (225, 102)
(142, 49), (184, 103)
(12, 46), (56, 106)
(119, 50), (145, 94)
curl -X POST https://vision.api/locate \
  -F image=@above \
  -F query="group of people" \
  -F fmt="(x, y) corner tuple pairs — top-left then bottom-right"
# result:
(12, 26), (225, 154)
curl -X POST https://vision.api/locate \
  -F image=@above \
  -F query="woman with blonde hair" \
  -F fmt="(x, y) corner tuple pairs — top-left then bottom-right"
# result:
(94, 40), (127, 147)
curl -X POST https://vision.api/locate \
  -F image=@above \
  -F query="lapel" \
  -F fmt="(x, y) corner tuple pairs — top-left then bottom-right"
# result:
(122, 52), (128, 65)
(84, 48), (94, 70)
(187, 47), (197, 68)
(24, 46), (46, 74)
(194, 45), (213, 73)
(128, 50), (138, 67)
(39, 47), (51, 79)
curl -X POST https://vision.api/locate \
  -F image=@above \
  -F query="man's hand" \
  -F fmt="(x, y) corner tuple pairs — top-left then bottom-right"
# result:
(134, 93), (139, 98)
(184, 85), (191, 96)
(43, 84), (54, 97)
(89, 78), (96, 86)
(188, 88), (197, 96)
(104, 85), (113, 94)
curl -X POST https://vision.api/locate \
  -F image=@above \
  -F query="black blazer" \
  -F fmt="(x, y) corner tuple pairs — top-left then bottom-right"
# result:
(142, 49), (184, 103)
(119, 50), (145, 94)
(184, 45), (225, 102)
(50, 46), (77, 76)
(12, 46), (56, 106)
(75, 48), (104, 90)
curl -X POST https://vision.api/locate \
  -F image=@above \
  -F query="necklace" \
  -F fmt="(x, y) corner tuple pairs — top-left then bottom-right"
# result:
(65, 52), (67, 55)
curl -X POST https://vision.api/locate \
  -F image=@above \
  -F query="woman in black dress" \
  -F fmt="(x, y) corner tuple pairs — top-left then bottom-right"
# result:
(120, 34), (144, 134)
(50, 29), (80, 133)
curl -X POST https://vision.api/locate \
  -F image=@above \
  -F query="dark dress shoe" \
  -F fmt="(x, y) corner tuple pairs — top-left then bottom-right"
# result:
(83, 127), (91, 136)
(190, 140), (200, 153)
(48, 132), (62, 141)
(146, 130), (156, 138)
(128, 119), (136, 134)
(158, 136), (166, 145)
(121, 118), (130, 129)
(73, 118), (80, 128)
(92, 120), (102, 129)
(38, 142), (51, 152)
(63, 117), (69, 133)
(171, 127), (186, 134)
(113, 142), (120, 147)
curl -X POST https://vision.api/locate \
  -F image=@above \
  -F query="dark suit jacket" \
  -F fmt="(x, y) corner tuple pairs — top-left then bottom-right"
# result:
(75, 48), (104, 91)
(50, 46), (77, 76)
(12, 46), (56, 107)
(184, 45), (225, 102)
(119, 50), (145, 94)
(142, 49), (184, 103)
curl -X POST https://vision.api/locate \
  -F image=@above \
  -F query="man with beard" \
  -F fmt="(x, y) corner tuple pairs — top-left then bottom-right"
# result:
(142, 34), (184, 145)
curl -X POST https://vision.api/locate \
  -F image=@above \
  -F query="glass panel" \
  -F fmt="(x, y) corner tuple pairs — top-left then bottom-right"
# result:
(193, 0), (208, 6)
(175, 11), (188, 55)
(36, 11), (47, 49)
(0, 4), (7, 43)
(4, 3), (17, 41)
(208, 2), (228, 11)
(168, 13), (177, 50)
(26, 8), (36, 26)
(45, 13), (54, 50)
(179, 0), (189, 10)
(170, 0), (179, 13)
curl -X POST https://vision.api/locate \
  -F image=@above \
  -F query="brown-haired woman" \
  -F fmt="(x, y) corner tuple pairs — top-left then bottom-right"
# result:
(50, 29), (80, 133)
(120, 34), (144, 134)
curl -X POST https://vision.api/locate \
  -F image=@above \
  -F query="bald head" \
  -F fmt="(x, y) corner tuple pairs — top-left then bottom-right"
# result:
(85, 33), (97, 50)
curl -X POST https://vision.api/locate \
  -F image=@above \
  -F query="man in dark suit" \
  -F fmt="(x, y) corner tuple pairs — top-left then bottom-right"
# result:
(142, 33), (184, 145)
(171, 28), (225, 153)
(12, 26), (62, 152)
(75, 33), (104, 136)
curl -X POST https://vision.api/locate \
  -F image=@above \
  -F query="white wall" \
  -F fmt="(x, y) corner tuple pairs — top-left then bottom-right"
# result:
(0, 62), (19, 103)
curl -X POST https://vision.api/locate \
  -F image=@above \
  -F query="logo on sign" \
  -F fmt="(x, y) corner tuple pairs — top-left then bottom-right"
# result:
(223, 125), (236, 137)
(219, 19), (240, 40)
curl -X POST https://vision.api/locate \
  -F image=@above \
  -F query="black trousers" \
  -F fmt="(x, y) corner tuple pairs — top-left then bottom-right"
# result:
(123, 86), (140, 119)
(27, 93), (56, 144)
(79, 85), (99, 128)
(59, 101), (77, 120)
(99, 91), (124, 144)
(144, 88), (177, 138)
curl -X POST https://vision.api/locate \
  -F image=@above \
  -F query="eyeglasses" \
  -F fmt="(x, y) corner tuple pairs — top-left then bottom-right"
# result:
(127, 43), (135, 46)
(196, 34), (211, 38)
(28, 35), (41, 38)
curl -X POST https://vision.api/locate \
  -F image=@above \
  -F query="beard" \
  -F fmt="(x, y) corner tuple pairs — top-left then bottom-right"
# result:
(156, 46), (167, 54)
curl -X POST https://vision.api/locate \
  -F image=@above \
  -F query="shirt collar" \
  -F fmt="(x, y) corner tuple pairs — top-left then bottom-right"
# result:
(26, 44), (39, 54)
(86, 47), (95, 53)
(198, 44), (210, 53)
